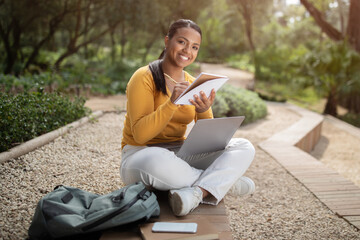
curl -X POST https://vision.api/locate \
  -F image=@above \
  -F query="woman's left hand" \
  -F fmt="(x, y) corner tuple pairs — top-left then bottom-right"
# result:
(189, 89), (216, 113)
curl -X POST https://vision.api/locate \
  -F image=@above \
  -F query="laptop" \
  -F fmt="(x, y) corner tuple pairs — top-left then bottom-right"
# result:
(148, 116), (245, 168)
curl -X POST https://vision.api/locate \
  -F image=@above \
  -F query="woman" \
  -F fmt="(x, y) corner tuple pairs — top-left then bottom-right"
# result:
(120, 19), (255, 216)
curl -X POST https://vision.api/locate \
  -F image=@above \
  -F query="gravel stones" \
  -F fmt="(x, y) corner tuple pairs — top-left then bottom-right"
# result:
(0, 113), (125, 239)
(0, 105), (359, 239)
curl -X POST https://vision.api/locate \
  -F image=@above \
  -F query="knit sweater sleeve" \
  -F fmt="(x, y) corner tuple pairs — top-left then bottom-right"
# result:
(195, 107), (213, 121)
(126, 67), (179, 144)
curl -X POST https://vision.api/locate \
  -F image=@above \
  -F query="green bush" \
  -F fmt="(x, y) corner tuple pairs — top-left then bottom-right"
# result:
(255, 44), (308, 84)
(104, 59), (141, 93)
(225, 54), (255, 73)
(212, 84), (267, 124)
(0, 72), (63, 93)
(0, 92), (91, 152)
(0, 57), (141, 96)
(298, 40), (360, 114)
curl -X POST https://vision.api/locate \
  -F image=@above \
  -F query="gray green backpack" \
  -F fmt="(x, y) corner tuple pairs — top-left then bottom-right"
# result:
(28, 182), (160, 240)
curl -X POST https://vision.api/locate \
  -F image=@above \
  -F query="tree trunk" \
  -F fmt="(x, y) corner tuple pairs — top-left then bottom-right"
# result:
(347, 0), (360, 52)
(110, 29), (116, 64)
(323, 88), (338, 116)
(82, 0), (91, 59)
(233, 0), (260, 81)
(54, 51), (75, 70)
(0, 18), (21, 74)
(340, 0), (360, 113)
(337, 0), (345, 35)
(142, 33), (158, 64)
(300, 0), (343, 41)
(24, 3), (69, 71)
(235, 0), (256, 52)
(120, 22), (126, 59)
(54, 22), (121, 70)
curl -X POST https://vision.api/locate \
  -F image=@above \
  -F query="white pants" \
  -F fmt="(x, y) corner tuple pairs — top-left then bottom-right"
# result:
(120, 138), (255, 205)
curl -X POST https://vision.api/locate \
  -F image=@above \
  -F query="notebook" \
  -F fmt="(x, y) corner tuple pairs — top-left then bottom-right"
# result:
(148, 116), (245, 168)
(174, 72), (229, 105)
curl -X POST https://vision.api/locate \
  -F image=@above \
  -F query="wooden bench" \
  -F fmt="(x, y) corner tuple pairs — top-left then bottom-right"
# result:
(100, 191), (233, 240)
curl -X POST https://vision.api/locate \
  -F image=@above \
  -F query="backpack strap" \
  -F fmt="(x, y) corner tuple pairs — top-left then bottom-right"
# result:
(82, 188), (148, 231)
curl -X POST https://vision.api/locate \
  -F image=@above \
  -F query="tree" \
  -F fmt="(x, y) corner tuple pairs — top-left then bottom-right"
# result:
(300, 0), (360, 114)
(0, 0), (131, 73)
(0, 0), (69, 74)
(228, 0), (273, 81)
(53, 0), (125, 70)
(300, 0), (360, 52)
(231, 0), (256, 52)
(346, 0), (360, 52)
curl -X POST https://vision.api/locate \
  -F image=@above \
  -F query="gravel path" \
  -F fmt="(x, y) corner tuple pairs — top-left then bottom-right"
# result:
(228, 103), (360, 239)
(200, 63), (254, 89)
(311, 119), (360, 187)
(0, 114), (126, 240)
(1, 103), (359, 239)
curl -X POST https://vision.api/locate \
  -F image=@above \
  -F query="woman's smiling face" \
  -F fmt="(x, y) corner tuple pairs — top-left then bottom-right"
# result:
(164, 27), (201, 69)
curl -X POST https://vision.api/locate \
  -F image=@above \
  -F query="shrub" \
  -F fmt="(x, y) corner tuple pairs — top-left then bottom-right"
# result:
(298, 40), (360, 115)
(0, 72), (63, 94)
(0, 92), (91, 152)
(212, 84), (267, 125)
(104, 59), (140, 93)
(0, 57), (141, 96)
(226, 53), (255, 73)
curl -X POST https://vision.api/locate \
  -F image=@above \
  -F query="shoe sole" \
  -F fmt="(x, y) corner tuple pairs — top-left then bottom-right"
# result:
(168, 191), (184, 216)
(241, 177), (256, 195)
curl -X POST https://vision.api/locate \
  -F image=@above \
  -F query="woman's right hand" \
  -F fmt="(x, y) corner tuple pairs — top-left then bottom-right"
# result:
(170, 82), (190, 103)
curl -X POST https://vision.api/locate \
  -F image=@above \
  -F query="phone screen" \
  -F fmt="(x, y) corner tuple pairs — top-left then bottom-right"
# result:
(152, 222), (197, 233)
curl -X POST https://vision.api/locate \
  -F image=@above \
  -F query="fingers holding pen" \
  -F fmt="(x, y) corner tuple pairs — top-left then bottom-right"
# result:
(170, 81), (190, 103)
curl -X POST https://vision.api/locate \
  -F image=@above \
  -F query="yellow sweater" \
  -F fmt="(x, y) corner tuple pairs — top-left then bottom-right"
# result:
(121, 66), (213, 148)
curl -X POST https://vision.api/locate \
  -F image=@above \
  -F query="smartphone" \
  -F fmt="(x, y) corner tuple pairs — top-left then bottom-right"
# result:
(152, 222), (197, 233)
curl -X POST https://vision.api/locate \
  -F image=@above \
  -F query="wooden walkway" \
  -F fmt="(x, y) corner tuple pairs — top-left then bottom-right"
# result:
(101, 191), (232, 239)
(259, 104), (360, 230)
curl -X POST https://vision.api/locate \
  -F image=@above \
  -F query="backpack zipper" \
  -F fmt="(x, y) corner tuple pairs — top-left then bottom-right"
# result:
(81, 188), (148, 231)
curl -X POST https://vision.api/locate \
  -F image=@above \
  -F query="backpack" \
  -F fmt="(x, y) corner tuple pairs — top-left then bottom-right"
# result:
(28, 182), (160, 240)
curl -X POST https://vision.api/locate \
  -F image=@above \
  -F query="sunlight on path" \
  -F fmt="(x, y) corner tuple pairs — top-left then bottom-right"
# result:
(200, 63), (254, 89)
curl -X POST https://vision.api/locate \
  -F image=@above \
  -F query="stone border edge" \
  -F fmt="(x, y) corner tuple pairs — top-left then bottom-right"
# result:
(0, 110), (104, 163)
(325, 114), (360, 139)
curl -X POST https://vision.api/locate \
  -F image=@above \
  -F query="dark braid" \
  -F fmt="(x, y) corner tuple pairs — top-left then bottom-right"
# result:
(149, 59), (166, 95)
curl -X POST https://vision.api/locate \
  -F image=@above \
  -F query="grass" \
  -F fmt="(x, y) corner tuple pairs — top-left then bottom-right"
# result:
(255, 81), (322, 110)
(254, 80), (360, 128)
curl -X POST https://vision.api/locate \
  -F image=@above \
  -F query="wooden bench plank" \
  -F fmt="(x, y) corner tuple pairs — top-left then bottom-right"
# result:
(304, 180), (354, 185)
(313, 190), (360, 195)
(350, 221), (360, 229)
(325, 200), (360, 206)
(307, 185), (360, 192)
(335, 209), (360, 216)
(100, 190), (232, 240)
(324, 204), (360, 210)
(344, 216), (360, 221)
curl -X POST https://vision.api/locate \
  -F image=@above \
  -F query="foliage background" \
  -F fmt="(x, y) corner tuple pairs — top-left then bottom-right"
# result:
(1, 0), (360, 137)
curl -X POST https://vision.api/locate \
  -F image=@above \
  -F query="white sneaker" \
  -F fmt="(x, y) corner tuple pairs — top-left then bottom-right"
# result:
(230, 176), (256, 196)
(168, 187), (203, 216)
